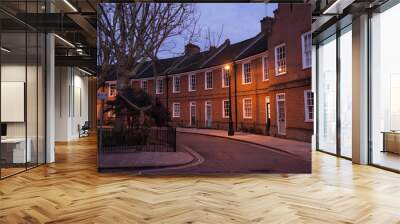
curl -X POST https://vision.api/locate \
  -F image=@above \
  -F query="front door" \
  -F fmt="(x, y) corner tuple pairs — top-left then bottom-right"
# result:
(276, 93), (286, 135)
(190, 102), (196, 127)
(205, 101), (212, 128)
(265, 96), (271, 135)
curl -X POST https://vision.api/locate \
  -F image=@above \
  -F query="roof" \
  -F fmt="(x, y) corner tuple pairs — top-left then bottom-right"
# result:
(107, 32), (268, 81)
(235, 34), (267, 60)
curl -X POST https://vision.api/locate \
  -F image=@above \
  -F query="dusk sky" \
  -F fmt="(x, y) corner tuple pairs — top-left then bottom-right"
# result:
(159, 3), (277, 58)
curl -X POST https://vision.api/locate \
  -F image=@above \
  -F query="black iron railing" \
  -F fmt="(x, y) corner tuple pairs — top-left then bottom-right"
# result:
(98, 127), (176, 153)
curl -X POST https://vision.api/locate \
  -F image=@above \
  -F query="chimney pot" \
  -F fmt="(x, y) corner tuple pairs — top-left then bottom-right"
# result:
(260, 16), (274, 34)
(185, 43), (200, 55)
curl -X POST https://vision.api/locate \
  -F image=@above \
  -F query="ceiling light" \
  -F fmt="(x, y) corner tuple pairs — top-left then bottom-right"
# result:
(78, 67), (93, 76)
(63, 0), (78, 12)
(1, 47), (11, 53)
(54, 34), (75, 48)
(322, 0), (355, 15)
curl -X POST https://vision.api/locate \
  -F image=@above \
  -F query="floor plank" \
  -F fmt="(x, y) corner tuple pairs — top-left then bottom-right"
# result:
(0, 135), (400, 224)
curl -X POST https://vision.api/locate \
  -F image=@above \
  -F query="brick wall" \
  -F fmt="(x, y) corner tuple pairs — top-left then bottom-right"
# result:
(98, 4), (313, 142)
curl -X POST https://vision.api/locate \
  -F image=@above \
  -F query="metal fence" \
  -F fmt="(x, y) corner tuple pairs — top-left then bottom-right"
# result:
(171, 120), (271, 135)
(98, 127), (176, 153)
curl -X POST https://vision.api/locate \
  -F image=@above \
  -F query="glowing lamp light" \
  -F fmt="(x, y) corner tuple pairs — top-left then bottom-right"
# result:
(224, 65), (230, 70)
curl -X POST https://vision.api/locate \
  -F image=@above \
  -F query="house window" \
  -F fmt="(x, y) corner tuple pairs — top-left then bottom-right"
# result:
(205, 71), (213, 89)
(108, 83), (117, 97)
(243, 98), (252, 119)
(172, 103), (180, 118)
(304, 90), (314, 122)
(222, 100), (230, 118)
(156, 78), (163, 94)
(173, 76), (181, 93)
(242, 62), (252, 84)
(141, 80), (148, 92)
(222, 68), (230, 88)
(189, 74), (196, 91)
(263, 56), (269, 81)
(275, 43), (287, 75)
(302, 32), (312, 69)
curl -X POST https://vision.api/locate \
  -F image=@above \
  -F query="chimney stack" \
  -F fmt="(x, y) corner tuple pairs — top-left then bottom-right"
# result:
(260, 16), (274, 34)
(209, 46), (217, 52)
(185, 43), (200, 55)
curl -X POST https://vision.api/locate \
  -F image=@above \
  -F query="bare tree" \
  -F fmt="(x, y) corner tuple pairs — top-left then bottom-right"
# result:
(97, 3), (198, 122)
(203, 25), (224, 50)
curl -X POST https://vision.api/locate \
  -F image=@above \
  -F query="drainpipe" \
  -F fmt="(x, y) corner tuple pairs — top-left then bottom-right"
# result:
(166, 75), (169, 122)
(233, 61), (238, 130)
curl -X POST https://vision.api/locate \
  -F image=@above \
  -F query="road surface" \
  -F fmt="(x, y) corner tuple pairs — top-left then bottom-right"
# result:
(146, 132), (311, 174)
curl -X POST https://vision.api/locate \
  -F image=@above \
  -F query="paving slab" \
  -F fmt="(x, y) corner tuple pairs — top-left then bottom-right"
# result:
(177, 128), (311, 160)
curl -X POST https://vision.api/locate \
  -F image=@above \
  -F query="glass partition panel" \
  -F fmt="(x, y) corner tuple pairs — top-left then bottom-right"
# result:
(37, 32), (45, 165)
(339, 27), (352, 158)
(0, 1), (46, 179)
(1, 30), (27, 177)
(371, 3), (400, 171)
(317, 35), (337, 154)
(27, 31), (38, 169)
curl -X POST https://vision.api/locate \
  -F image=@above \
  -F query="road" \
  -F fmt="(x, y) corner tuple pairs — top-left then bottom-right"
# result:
(146, 133), (311, 174)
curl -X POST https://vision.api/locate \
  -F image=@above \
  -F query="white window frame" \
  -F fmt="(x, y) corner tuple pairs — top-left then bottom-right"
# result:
(242, 62), (252, 84)
(274, 43), (287, 76)
(172, 102), (181, 118)
(108, 83), (117, 97)
(262, 56), (269, 81)
(141, 80), (148, 92)
(301, 31), (312, 69)
(188, 73), (196, 92)
(205, 71), (213, 90)
(222, 68), (230, 88)
(156, 78), (164, 94)
(173, 75), (181, 93)
(304, 90), (314, 122)
(242, 98), (252, 119)
(222, 99), (230, 118)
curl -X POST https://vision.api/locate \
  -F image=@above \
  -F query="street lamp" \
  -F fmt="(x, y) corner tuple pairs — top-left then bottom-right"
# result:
(225, 64), (234, 136)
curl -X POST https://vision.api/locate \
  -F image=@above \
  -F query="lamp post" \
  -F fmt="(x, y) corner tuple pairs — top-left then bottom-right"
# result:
(225, 65), (234, 136)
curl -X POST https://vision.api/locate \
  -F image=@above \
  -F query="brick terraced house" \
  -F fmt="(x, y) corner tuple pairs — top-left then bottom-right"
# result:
(101, 4), (313, 142)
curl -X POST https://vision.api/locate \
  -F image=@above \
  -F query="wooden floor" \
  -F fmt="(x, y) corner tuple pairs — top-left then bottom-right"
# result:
(1, 136), (400, 224)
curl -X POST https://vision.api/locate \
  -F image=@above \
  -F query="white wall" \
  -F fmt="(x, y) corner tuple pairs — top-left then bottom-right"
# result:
(54, 66), (89, 141)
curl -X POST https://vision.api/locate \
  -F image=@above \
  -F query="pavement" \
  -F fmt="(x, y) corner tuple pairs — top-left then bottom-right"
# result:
(98, 151), (194, 169)
(177, 128), (311, 160)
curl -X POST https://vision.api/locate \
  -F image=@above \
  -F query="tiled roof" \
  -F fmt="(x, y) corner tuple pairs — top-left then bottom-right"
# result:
(128, 32), (267, 80)
(201, 36), (259, 68)
(235, 34), (267, 60)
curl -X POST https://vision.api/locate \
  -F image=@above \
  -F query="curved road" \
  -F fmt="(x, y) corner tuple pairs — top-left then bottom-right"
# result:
(149, 133), (311, 174)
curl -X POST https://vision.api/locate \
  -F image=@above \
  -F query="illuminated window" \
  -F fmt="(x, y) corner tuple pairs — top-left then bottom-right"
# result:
(275, 43), (287, 75)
